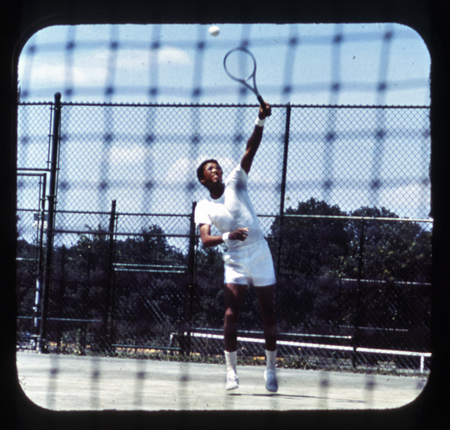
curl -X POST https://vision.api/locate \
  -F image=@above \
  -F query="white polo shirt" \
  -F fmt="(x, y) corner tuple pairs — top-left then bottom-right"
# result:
(195, 163), (264, 251)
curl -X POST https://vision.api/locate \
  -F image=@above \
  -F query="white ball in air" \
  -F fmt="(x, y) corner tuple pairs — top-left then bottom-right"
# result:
(208, 26), (220, 37)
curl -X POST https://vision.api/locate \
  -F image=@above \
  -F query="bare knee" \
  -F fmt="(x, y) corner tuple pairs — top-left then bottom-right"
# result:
(224, 307), (239, 326)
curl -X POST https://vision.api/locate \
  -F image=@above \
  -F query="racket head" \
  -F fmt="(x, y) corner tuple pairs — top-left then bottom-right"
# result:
(223, 47), (257, 87)
(223, 47), (268, 115)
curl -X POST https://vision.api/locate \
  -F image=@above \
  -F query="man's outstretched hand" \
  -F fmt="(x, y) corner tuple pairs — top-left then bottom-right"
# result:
(259, 102), (272, 119)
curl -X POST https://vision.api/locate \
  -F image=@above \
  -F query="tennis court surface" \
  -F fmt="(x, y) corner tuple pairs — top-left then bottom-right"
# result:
(16, 351), (427, 411)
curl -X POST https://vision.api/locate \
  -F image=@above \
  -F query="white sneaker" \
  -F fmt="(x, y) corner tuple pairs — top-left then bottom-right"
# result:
(226, 370), (239, 390)
(264, 369), (278, 392)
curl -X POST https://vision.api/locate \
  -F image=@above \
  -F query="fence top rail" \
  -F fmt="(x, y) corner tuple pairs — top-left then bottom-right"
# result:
(18, 101), (431, 109)
(53, 229), (191, 238)
(18, 101), (54, 106)
(48, 209), (191, 217)
(116, 212), (191, 218)
(275, 214), (434, 223)
(35, 209), (433, 223)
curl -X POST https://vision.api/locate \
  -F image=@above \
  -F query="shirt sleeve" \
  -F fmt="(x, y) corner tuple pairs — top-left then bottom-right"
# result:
(194, 199), (212, 226)
(226, 163), (248, 188)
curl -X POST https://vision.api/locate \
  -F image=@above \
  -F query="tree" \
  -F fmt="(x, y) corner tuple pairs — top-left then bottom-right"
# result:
(16, 239), (40, 326)
(266, 200), (431, 344)
(192, 245), (225, 328)
(267, 198), (351, 331)
(344, 206), (432, 349)
(110, 225), (186, 345)
(45, 223), (187, 351)
(269, 197), (350, 277)
(345, 206), (431, 283)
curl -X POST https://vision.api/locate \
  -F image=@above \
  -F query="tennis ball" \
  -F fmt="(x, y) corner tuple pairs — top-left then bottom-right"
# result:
(208, 26), (220, 36)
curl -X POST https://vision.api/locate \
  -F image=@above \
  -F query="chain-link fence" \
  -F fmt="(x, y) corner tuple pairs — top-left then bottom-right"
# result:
(16, 99), (431, 374)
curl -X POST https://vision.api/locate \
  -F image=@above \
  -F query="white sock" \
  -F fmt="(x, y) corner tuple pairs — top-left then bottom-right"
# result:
(265, 349), (277, 371)
(225, 350), (237, 373)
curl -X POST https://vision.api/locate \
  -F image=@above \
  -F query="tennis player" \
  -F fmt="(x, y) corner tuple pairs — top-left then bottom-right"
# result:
(195, 103), (278, 392)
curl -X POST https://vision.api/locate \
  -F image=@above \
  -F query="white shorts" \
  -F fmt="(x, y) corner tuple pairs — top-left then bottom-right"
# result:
(222, 239), (276, 287)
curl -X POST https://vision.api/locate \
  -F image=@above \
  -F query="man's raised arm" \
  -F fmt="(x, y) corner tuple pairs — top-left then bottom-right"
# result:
(240, 102), (272, 175)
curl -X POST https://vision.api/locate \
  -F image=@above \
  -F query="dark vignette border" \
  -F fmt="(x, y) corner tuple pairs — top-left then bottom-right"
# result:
(1, 1), (449, 429)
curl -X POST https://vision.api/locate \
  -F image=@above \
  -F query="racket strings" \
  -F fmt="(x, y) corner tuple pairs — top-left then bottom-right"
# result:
(224, 49), (257, 83)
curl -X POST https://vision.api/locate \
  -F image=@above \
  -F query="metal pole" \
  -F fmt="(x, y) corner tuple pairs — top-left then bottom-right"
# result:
(103, 199), (117, 352)
(37, 174), (47, 274)
(33, 174), (47, 346)
(188, 202), (197, 280)
(352, 218), (365, 367)
(276, 103), (291, 278)
(80, 243), (91, 354)
(39, 92), (62, 353)
(181, 201), (197, 355)
(56, 245), (66, 351)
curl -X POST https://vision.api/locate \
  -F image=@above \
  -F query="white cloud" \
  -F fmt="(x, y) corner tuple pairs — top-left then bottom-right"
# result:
(155, 46), (191, 66)
(110, 46), (191, 70)
(19, 45), (192, 89)
(165, 158), (192, 183)
(380, 183), (430, 219)
(110, 146), (148, 164)
(19, 51), (109, 87)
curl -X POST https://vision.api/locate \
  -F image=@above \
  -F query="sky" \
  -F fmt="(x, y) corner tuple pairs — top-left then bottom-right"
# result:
(18, 23), (431, 106)
(17, 23), (432, 247)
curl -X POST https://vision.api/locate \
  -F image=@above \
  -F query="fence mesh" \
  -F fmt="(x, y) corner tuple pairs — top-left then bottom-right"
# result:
(16, 101), (431, 375)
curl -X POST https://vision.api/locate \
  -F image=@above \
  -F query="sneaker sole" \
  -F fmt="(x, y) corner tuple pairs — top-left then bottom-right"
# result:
(226, 382), (239, 390)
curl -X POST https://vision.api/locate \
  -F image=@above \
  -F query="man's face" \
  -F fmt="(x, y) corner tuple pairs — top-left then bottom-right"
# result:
(201, 162), (223, 186)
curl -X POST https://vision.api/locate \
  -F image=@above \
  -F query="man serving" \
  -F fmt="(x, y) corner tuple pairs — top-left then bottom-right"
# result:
(195, 103), (278, 392)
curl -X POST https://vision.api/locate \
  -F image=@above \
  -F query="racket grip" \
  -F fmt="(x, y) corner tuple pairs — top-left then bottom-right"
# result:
(257, 95), (269, 115)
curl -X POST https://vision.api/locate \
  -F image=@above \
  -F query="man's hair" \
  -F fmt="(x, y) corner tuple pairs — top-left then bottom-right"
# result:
(197, 159), (219, 183)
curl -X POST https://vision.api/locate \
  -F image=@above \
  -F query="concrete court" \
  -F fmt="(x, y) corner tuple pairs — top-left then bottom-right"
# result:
(16, 351), (427, 412)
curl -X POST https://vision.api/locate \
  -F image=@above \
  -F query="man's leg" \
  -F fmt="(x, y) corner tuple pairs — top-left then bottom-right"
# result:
(255, 285), (278, 392)
(224, 283), (247, 351)
(255, 285), (277, 350)
(223, 283), (246, 390)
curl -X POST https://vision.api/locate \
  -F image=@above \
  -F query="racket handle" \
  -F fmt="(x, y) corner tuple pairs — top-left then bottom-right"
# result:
(257, 95), (269, 115)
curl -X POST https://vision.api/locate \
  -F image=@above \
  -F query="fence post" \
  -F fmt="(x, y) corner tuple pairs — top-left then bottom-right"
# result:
(102, 199), (117, 352)
(352, 218), (365, 367)
(56, 245), (66, 351)
(33, 173), (47, 345)
(180, 201), (197, 356)
(276, 103), (291, 278)
(80, 243), (91, 354)
(38, 92), (62, 353)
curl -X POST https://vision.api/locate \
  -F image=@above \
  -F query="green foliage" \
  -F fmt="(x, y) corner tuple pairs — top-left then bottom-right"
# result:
(192, 246), (225, 328)
(267, 201), (431, 350)
(16, 203), (432, 354)
(115, 224), (185, 266)
(343, 207), (431, 339)
(269, 198), (350, 278)
(16, 239), (40, 316)
(345, 206), (431, 283)
(26, 224), (188, 351)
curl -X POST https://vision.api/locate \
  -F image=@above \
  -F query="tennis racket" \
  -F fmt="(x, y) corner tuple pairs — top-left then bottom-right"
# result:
(223, 47), (268, 115)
